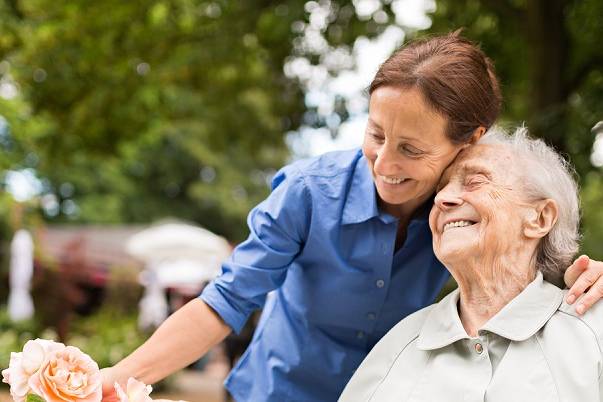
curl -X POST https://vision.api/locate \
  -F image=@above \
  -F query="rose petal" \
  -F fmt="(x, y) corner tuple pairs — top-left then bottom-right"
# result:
(114, 382), (128, 402)
(4, 352), (30, 402)
(2, 366), (11, 384)
(21, 341), (46, 375)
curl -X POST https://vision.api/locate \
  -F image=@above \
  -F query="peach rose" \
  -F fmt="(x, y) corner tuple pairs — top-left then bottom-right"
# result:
(153, 400), (187, 402)
(28, 345), (102, 402)
(114, 378), (187, 402)
(2, 339), (66, 402)
(114, 378), (152, 402)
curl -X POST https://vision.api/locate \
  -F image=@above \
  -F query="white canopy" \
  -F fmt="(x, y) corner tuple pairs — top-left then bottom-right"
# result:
(126, 222), (231, 263)
(125, 222), (232, 329)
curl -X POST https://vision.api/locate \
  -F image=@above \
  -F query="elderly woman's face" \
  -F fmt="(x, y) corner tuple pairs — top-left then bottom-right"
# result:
(363, 86), (464, 215)
(428, 144), (530, 264)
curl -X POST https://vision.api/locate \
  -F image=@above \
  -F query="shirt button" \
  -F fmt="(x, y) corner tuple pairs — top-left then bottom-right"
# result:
(367, 312), (376, 320)
(376, 279), (385, 288)
(474, 343), (483, 354)
(357, 331), (365, 339)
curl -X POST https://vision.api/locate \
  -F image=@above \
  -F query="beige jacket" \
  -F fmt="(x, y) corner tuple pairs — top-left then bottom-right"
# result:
(339, 272), (603, 401)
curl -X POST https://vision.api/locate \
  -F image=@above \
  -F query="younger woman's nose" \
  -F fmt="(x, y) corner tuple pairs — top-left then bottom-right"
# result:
(374, 143), (402, 174)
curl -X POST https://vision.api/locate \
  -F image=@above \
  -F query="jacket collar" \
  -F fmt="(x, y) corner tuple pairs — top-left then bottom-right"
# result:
(417, 271), (564, 350)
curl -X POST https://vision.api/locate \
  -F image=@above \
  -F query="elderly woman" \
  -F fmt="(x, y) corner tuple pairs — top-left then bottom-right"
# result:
(340, 128), (603, 401)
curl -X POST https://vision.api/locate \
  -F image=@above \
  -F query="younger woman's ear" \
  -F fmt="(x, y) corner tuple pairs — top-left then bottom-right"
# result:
(461, 127), (487, 150)
(469, 126), (487, 144)
(523, 199), (559, 239)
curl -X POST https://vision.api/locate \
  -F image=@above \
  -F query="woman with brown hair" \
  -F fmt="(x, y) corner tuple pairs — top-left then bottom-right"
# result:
(101, 32), (603, 402)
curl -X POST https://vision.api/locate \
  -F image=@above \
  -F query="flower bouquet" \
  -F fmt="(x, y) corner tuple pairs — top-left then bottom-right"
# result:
(2, 339), (180, 402)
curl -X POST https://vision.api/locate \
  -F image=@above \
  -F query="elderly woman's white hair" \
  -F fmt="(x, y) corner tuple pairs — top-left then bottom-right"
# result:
(478, 127), (581, 284)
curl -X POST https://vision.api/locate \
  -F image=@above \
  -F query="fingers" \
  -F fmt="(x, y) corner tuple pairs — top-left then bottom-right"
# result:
(101, 384), (120, 402)
(574, 275), (603, 315)
(102, 394), (120, 402)
(565, 256), (603, 315)
(564, 255), (590, 292)
(100, 367), (121, 402)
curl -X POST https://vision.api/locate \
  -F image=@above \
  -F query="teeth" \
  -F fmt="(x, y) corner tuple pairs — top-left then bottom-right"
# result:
(443, 220), (475, 232)
(381, 175), (407, 185)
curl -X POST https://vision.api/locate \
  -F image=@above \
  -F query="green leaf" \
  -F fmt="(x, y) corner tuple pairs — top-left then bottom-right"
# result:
(26, 393), (46, 402)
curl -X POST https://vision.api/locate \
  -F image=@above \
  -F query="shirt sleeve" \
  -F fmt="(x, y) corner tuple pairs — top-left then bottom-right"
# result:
(200, 164), (312, 334)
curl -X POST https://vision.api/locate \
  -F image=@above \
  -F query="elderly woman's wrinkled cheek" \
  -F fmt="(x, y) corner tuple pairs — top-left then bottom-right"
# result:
(478, 192), (526, 258)
(486, 187), (506, 202)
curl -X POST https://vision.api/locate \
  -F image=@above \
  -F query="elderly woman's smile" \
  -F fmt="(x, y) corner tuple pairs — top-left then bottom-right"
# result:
(442, 220), (477, 231)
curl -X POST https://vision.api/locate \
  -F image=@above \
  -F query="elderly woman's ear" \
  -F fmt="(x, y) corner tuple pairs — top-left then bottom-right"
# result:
(522, 199), (559, 239)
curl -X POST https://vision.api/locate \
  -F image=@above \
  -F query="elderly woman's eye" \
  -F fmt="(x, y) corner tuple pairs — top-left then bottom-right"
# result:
(466, 175), (487, 187)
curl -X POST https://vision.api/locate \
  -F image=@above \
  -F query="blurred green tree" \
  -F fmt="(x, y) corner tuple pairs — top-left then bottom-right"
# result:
(0, 0), (399, 241)
(0, 0), (311, 240)
(0, 0), (601, 254)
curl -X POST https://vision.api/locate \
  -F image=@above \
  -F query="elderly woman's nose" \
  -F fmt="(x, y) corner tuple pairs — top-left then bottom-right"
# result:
(434, 184), (463, 210)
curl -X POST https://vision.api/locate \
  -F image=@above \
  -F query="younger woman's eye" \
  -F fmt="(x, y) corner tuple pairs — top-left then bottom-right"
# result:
(368, 132), (385, 142)
(400, 144), (424, 157)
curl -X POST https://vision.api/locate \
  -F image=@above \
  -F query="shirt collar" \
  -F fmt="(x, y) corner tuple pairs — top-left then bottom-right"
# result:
(341, 153), (433, 226)
(341, 153), (383, 225)
(417, 271), (563, 350)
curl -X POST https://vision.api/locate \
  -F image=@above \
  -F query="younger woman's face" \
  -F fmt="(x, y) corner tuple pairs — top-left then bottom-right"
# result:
(362, 86), (465, 217)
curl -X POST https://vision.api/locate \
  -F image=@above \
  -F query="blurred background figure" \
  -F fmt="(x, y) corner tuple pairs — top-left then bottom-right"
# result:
(137, 268), (169, 331)
(55, 237), (89, 342)
(7, 227), (34, 322)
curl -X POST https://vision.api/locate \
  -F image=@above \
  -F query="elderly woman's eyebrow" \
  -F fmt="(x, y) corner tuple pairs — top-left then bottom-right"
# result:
(435, 162), (492, 192)
(459, 163), (492, 179)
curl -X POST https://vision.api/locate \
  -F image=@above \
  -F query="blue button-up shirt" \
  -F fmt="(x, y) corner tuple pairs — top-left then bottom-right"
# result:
(201, 149), (449, 402)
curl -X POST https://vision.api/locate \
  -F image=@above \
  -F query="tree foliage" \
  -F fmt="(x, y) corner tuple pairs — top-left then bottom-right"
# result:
(0, 0), (398, 240)
(0, 0), (601, 254)
(0, 0), (310, 240)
